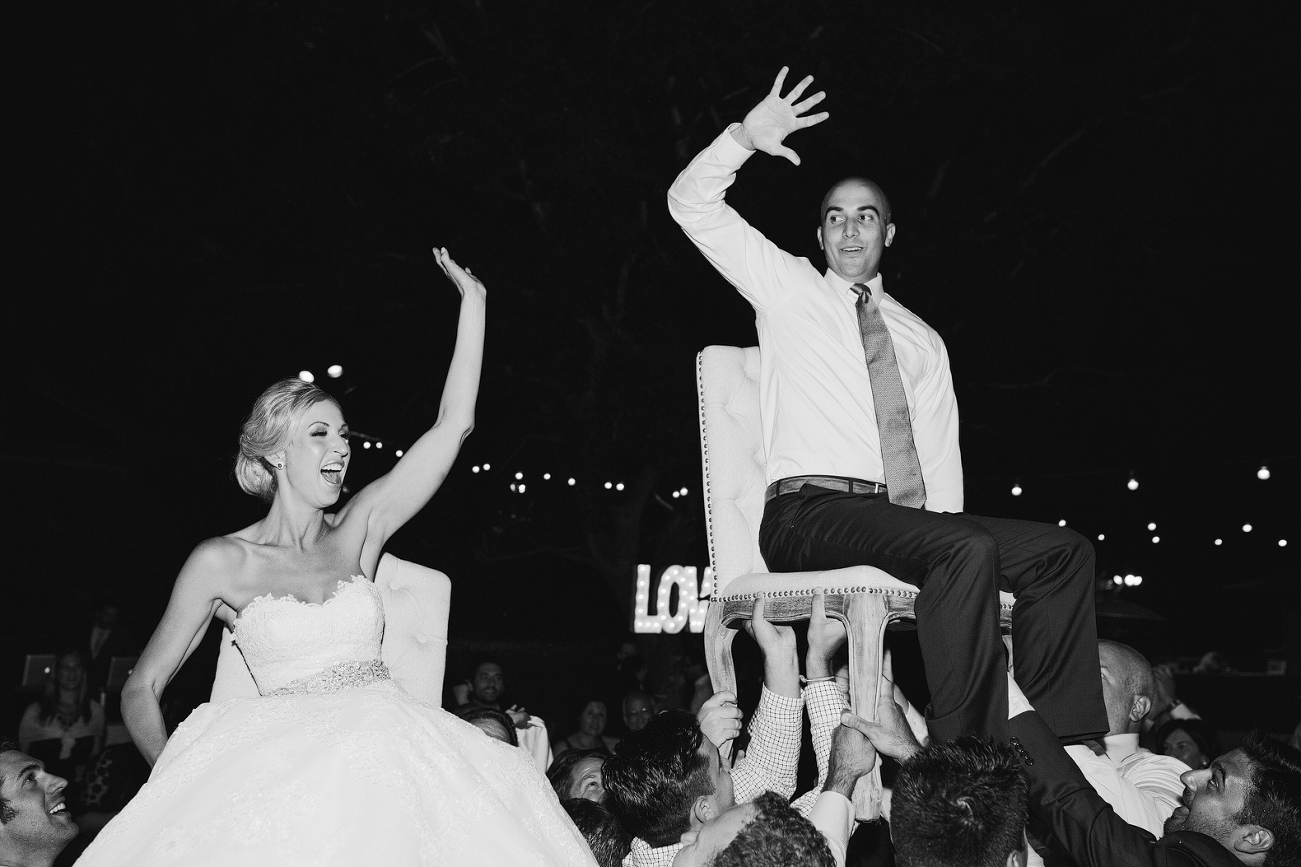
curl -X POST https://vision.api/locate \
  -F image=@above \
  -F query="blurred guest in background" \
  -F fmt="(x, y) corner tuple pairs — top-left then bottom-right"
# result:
(81, 599), (134, 702)
(622, 691), (655, 734)
(1156, 718), (1221, 771)
(555, 701), (620, 758)
(17, 650), (103, 803)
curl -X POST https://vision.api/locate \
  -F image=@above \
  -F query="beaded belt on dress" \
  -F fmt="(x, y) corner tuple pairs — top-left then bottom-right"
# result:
(267, 659), (391, 696)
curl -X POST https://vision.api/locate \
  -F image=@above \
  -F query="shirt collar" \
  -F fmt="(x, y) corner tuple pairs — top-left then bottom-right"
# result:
(1103, 732), (1141, 763)
(824, 269), (884, 302)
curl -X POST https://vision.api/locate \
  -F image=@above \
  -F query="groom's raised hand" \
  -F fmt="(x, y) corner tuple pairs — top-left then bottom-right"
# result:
(731, 67), (829, 166)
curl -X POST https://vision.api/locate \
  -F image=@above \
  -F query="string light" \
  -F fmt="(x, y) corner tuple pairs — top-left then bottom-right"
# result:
(1152, 536), (1160, 544)
(1214, 539), (1223, 546)
(1097, 534), (1105, 541)
(298, 370), (315, 383)
(1011, 483), (1023, 496)
(327, 364), (343, 378)
(1058, 519), (1067, 527)
(482, 463), (491, 471)
(1258, 466), (1271, 480)
(363, 441), (371, 449)
(515, 472), (523, 480)
(374, 442), (382, 449)
(543, 473), (551, 480)
(1147, 522), (1157, 531)
(616, 482), (625, 491)
(472, 466), (481, 473)
(1127, 475), (1139, 491)
(395, 450), (403, 457)
(1280, 540), (1288, 547)
(567, 478), (576, 486)
(679, 487), (688, 496)
(518, 484), (526, 493)
(604, 482), (612, 490)
(1243, 524), (1253, 533)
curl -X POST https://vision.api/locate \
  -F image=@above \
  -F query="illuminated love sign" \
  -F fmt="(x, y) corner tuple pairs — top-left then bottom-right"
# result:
(633, 564), (714, 634)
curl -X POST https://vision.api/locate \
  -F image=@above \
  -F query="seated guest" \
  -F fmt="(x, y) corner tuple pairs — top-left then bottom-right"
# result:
(622, 691), (655, 734)
(548, 749), (607, 803)
(561, 798), (630, 867)
(456, 705), (519, 746)
(889, 737), (1029, 867)
(1157, 718), (1222, 772)
(17, 650), (104, 802)
(555, 701), (620, 757)
(0, 742), (81, 867)
(604, 592), (847, 866)
(1097, 640), (1189, 826)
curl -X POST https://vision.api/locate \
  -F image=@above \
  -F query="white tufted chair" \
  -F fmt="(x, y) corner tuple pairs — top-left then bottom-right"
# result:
(696, 346), (1013, 820)
(210, 553), (452, 706)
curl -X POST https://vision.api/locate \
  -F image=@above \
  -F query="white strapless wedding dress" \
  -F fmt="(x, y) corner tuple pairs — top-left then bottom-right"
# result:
(76, 577), (596, 866)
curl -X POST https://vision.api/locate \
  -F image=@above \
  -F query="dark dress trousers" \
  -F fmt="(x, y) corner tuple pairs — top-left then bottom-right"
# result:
(1008, 709), (1241, 867)
(761, 487), (1107, 743)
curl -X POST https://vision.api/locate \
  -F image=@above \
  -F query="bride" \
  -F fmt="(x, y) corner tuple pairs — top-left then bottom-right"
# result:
(76, 249), (596, 866)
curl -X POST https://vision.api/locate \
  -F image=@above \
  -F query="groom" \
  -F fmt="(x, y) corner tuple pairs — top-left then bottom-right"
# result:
(668, 67), (1106, 744)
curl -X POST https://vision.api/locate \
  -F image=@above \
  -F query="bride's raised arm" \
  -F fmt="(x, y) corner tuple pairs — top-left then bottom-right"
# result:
(340, 247), (486, 550)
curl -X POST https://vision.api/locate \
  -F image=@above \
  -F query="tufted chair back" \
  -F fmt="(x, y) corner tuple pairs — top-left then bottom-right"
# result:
(696, 345), (770, 593)
(210, 553), (451, 706)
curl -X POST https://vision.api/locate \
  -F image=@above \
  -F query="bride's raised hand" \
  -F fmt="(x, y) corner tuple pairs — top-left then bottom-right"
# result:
(433, 247), (486, 301)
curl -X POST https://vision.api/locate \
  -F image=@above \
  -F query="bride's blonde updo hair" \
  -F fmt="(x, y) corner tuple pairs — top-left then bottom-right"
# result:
(235, 377), (339, 501)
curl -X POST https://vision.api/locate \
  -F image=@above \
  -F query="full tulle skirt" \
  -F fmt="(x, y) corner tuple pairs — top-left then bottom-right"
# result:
(75, 682), (595, 867)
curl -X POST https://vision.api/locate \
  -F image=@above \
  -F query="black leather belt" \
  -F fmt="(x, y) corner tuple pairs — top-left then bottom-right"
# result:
(765, 475), (888, 502)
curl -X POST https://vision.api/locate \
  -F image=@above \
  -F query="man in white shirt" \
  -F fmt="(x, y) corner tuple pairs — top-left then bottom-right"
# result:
(668, 67), (1106, 744)
(1097, 640), (1189, 827)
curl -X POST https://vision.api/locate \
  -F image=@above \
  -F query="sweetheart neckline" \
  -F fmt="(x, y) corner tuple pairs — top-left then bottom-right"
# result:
(235, 575), (371, 626)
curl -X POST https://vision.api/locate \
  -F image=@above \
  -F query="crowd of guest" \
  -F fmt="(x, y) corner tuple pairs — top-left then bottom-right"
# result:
(4, 604), (1301, 866)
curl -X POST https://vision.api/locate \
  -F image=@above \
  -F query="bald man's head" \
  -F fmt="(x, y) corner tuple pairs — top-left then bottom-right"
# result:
(817, 177), (896, 283)
(1098, 640), (1156, 735)
(820, 177), (892, 225)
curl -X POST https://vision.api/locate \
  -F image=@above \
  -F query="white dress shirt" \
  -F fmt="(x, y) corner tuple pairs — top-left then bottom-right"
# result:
(668, 126), (963, 513)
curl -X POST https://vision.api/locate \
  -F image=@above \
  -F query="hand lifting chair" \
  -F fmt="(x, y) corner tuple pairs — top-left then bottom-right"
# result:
(696, 346), (1014, 820)
(210, 553), (452, 706)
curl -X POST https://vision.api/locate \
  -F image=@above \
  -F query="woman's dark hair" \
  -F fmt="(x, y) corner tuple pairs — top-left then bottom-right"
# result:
(38, 648), (94, 727)
(1155, 717), (1221, 766)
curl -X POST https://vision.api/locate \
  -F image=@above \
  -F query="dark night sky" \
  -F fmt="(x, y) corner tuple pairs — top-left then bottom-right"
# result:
(8, 0), (1298, 669)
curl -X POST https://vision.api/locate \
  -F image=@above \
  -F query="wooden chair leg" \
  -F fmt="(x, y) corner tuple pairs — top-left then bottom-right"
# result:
(843, 591), (889, 821)
(703, 600), (741, 761)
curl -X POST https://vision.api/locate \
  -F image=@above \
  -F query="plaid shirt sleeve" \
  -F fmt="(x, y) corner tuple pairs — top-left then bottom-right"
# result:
(791, 680), (848, 816)
(624, 838), (682, 867)
(730, 685), (803, 803)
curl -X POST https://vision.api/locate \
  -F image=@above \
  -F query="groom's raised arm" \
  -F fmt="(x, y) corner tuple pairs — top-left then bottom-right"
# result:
(667, 67), (829, 312)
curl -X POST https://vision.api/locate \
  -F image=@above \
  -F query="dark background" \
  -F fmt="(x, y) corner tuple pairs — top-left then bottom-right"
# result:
(7, 0), (1297, 728)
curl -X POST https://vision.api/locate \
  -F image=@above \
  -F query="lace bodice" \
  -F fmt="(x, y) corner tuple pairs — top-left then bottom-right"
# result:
(234, 576), (384, 695)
